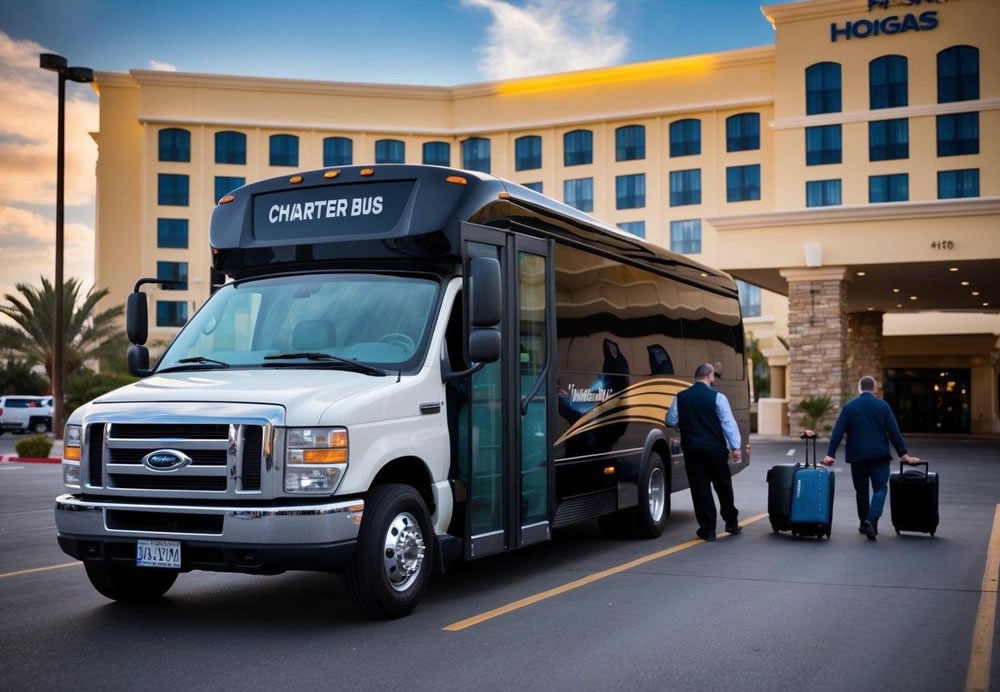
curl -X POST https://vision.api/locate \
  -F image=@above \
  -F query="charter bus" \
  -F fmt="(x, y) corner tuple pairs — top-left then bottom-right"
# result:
(55, 164), (750, 618)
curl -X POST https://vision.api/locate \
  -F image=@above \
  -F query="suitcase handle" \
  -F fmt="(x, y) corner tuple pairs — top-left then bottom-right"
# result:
(899, 460), (929, 479)
(799, 430), (818, 468)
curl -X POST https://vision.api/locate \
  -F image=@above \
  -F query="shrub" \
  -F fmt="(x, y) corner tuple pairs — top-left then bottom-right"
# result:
(793, 395), (833, 432)
(15, 434), (53, 459)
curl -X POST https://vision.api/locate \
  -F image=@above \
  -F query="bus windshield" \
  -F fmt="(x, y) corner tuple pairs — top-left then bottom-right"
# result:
(156, 273), (440, 371)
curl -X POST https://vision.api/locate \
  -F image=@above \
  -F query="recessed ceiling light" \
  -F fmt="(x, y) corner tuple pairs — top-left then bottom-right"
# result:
(984, 302), (990, 307)
(896, 304), (902, 308)
(892, 288), (900, 293)
(961, 281), (970, 286)
(972, 291), (980, 296)
(867, 306), (874, 311)
(856, 271), (866, 276)
(909, 296), (918, 300)
(949, 267), (959, 272)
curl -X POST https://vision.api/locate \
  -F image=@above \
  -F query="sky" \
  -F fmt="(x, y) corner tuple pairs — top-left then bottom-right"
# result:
(0, 0), (777, 305)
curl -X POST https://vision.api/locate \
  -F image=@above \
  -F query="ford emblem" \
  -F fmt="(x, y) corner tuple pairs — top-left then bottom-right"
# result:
(141, 449), (193, 472)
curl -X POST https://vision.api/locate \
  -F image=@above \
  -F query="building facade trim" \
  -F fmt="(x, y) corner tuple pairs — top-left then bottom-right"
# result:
(708, 197), (1000, 230)
(771, 98), (1000, 130)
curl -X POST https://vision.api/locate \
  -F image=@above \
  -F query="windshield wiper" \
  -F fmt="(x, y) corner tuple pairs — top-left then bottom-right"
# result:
(263, 352), (387, 377)
(158, 356), (231, 372)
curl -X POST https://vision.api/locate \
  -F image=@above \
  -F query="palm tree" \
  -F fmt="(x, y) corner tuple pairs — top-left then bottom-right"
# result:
(0, 277), (126, 380)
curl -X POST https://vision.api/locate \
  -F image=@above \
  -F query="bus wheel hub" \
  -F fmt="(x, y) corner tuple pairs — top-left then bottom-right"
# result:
(383, 512), (425, 591)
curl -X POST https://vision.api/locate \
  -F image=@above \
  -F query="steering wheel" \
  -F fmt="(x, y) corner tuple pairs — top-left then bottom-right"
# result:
(378, 333), (416, 352)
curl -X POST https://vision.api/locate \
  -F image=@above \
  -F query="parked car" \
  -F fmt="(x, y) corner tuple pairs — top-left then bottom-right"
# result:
(0, 396), (52, 434)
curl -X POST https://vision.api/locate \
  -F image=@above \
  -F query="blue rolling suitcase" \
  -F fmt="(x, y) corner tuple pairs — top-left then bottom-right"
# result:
(790, 431), (834, 539)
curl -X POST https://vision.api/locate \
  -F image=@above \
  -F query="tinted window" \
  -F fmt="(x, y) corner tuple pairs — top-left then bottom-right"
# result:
(805, 125), (841, 166)
(615, 125), (645, 161)
(375, 139), (405, 164)
(214, 176), (245, 204)
(522, 181), (543, 193)
(938, 169), (979, 199)
(726, 165), (760, 202)
(158, 174), (189, 206)
(869, 119), (909, 161)
(422, 141), (450, 166)
(937, 113), (978, 157)
(869, 174), (908, 203)
(726, 113), (760, 152)
(670, 219), (701, 254)
(806, 62), (841, 115)
(617, 221), (645, 238)
(515, 135), (542, 171)
(870, 55), (908, 109)
(157, 219), (188, 248)
(737, 280), (761, 318)
(615, 173), (645, 209)
(806, 179), (841, 207)
(669, 169), (701, 206)
(324, 137), (353, 166)
(669, 119), (700, 157)
(156, 301), (188, 327)
(215, 131), (246, 165)
(269, 134), (299, 167)
(158, 128), (190, 162)
(157, 261), (188, 290)
(563, 130), (593, 166)
(462, 138), (490, 173)
(937, 46), (979, 103)
(563, 177), (593, 212)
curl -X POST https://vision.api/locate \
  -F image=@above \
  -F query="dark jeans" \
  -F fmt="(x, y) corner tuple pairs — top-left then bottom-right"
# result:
(684, 447), (738, 533)
(850, 460), (891, 526)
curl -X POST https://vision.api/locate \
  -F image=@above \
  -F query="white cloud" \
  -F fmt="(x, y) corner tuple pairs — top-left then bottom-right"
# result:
(148, 59), (177, 72)
(462, 0), (628, 80)
(0, 205), (94, 301)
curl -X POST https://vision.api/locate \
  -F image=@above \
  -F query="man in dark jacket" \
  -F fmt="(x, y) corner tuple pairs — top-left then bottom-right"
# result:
(666, 363), (742, 541)
(823, 376), (920, 541)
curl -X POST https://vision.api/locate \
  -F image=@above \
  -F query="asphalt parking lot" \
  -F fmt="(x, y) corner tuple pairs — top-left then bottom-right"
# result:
(0, 436), (997, 691)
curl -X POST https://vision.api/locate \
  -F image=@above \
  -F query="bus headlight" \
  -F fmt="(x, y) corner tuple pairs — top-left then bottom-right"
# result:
(284, 427), (348, 493)
(63, 424), (82, 488)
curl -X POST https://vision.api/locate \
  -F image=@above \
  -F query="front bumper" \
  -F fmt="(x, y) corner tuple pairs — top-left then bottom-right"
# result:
(55, 494), (364, 574)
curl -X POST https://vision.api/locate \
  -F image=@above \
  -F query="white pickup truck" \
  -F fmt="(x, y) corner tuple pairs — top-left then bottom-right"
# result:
(0, 396), (53, 435)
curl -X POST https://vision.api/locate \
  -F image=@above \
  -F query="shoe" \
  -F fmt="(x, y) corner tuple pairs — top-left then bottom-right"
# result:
(725, 524), (742, 534)
(863, 521), (877, 542)
(859, 523), (867, 535)
(697, 529), (717, 542)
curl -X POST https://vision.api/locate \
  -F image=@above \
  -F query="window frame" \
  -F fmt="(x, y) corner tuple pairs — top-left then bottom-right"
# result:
(805, 62), (842, 115)
(615, 124), (645, 162)
(514, 135), (542, 171)
(158, 128), (191, 163)
(869, 55), (908, 109)
(669, 168), (701, 207)
(422, 141), (451, 167)
(323, 136), (353, 167)
(669, 219), (702, 255)
(375, 139), (405, 164)
(726, 165), (761, 203)
(869, 118), (909, 161)
(214, 130), (247, 165)
(269, 134), (299, 167)
(563, 129), (593, 167)
(805, 124), (842, 166)
(461, 137), (491, 173)
(615, 173), (646, 210)
(669, 119), (701, 157)
(726, 113), (760, 152)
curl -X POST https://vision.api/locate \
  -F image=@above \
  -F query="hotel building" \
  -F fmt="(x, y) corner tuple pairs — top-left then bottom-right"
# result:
(91, 0), (1000, 434)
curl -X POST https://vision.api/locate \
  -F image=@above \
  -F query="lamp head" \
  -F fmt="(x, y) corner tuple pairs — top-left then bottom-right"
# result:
(39, 53), (68, 73)
(67, 66), (95, 83)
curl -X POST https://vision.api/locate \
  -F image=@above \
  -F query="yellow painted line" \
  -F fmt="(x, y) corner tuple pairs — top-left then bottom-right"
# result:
(966, 504), (1000, 692)
(0, 561), (81, 580)
(444, 512), (768, 632)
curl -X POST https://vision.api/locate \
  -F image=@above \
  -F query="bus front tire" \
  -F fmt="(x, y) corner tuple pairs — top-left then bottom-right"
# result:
(346, 483), (434, 619)
(84, 562), (177, 602)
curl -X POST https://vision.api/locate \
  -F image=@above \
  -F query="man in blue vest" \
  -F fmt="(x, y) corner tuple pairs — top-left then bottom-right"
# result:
(823, 375), (920, 541)
(666, 363), (742, 541)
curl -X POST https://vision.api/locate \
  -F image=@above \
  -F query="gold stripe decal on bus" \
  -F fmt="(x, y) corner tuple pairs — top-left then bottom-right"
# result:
(555, 377), (688, 447)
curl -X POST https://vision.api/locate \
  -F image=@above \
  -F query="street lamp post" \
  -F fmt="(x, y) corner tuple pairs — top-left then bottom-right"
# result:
(40, 54), (93, 440)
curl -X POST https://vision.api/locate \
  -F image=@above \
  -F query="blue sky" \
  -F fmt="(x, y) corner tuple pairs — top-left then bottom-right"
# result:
(0, 0), (777, 300)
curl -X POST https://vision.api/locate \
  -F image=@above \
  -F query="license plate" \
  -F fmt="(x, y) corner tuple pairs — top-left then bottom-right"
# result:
(136, 539), (181, 569)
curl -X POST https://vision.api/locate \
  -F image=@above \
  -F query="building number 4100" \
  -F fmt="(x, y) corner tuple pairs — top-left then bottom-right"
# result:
(930, 240), (955, 250)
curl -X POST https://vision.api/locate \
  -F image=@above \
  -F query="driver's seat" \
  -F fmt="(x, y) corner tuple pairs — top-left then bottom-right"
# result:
(291, 320), (337, 351)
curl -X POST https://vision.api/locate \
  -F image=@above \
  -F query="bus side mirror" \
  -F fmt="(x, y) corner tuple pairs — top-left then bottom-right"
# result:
(126, 291), (148, 345)
(127, 344), (152, 378)
(469, 257), (501, 327)
(469, 328), (500, 364)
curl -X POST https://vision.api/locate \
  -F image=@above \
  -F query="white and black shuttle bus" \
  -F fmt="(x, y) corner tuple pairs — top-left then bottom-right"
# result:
(55, 165), (749, 618)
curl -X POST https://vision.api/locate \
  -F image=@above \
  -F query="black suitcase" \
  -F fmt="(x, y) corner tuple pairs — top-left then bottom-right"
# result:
(889, 461), (939, 536)
(766, 464), (797, 532)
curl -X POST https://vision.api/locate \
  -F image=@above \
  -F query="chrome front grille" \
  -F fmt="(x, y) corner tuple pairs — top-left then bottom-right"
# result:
(81, 404), (282, 500)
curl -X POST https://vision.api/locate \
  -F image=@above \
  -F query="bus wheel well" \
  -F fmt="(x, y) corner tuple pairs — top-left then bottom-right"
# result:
(369, 457), (435, 515)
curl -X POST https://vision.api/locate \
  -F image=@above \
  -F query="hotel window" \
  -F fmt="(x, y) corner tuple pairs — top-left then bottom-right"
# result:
(515, 135), (542, 171)
(323, 137), (353, 166)
(616, 174), (645, 210)
(214, 176), (245, 204)
(563, 129), (593, 166)
(215, 131), (246, 165)
(522, 182), (543, 193)
(938, 169), (979, 199)
(669, 119), (700, 157)
(615, 125), (645, 161)
(870, 55), (908, 109)
(157, 261), (188, 291)
(563, 177), (593, 212)
(736, 280), (761, 318)
(805, 125), (841, 165)
(422, 141), (451, 166)
(375, 139), (405, 163)
(869, 174), (908, 203)
(670, 219), (701, 254)
(726, 165), (760, 202)
(157, 219), (188, 249)
(158, 128), (190, 162)
(726, 113), (760, 152)
(669, 169), (701, 206)
(937, 113), (979, 157)
(157, 174), (189, 206)
(937, 45), (979, 103)
(805, 62), (841, 115)
(156, 301), (188, 328)
(869, 119), (908, 161)
(269, 134), (299, 167)
(618, 221), (645, 238)
(462, 138), (491, 173)
(806, 179), (841, 207)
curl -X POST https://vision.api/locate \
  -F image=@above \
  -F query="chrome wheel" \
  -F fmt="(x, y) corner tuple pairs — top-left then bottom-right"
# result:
(382, 511), (426, 592)
(648, 466), (666, 523)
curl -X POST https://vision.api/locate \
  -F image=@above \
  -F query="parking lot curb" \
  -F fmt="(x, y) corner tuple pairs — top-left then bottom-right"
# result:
(0, 455), (61, 464)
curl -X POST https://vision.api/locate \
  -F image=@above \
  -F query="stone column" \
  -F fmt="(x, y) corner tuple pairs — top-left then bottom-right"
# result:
(780, 267), (850, 434)
(847, 311), (884, 395)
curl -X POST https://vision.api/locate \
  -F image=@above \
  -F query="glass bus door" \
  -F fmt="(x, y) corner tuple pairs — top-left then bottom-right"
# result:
(461, 224), (553, 558)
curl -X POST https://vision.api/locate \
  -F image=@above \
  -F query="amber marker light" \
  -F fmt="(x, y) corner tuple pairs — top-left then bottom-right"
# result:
(289, 175), (303, 184)
(64, 446), (81, 461)
(445, 175), (467, 185)
(360, 168), (374, 176)
(603, 466), (615, 475)
(302, 448), (349, 464)
(498, 192), (510, 199)
(218, 194), (235, 205)
(323, 170), (340, 179)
